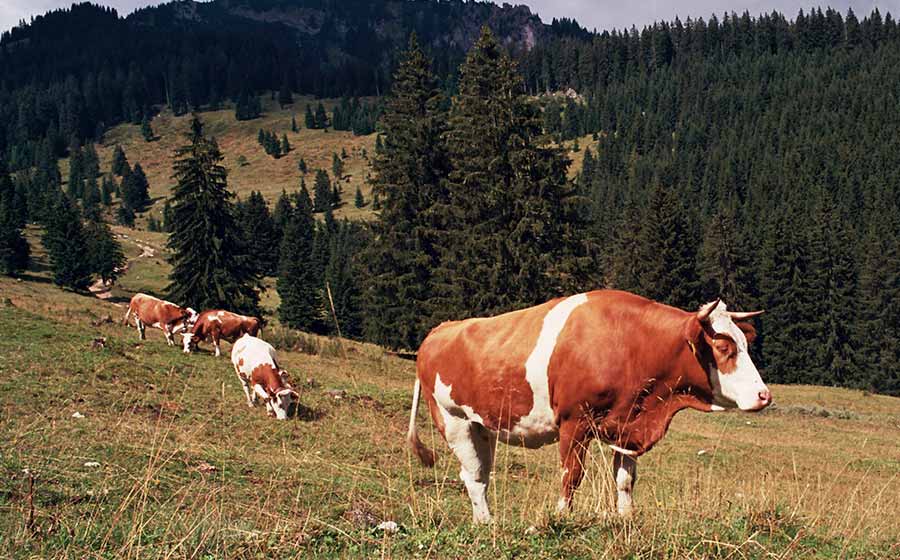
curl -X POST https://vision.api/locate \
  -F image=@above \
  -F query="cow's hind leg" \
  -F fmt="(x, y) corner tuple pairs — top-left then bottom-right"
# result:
(612, 451), (637, 516)
(557, 419), (592, 512)
(163, 324), (175, 346)
(136, 318), (146, 340)
(441, 412), (496, 524)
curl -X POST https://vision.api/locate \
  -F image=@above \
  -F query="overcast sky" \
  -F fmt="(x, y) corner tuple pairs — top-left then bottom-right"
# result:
(2, 0), (898, 36)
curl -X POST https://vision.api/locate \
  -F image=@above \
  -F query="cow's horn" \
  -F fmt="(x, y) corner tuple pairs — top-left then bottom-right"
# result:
(727, 310), (765, 320)
(697, 299), (720, 322)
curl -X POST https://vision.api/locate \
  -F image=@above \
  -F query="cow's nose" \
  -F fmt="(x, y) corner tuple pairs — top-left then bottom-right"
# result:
(758, 390), (771, 404)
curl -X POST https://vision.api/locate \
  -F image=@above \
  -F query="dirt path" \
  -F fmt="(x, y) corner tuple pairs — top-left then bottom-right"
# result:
(89, 235), (156, 304)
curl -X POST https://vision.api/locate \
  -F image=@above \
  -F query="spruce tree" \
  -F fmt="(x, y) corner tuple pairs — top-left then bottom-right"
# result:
(121, 163), (150, 211)
(116, 204), (135, 227)
(698, 204), (757, 306)
(634, 181), (701, 310)
(240, 190), (279, 277)
(101, 175), (115, 205)
(165, 115), (261, 314)
(281, 134), (291, 155)
(112, 145), (129, 176)
(0, 164), (30, 276)
(291, 114), (298, 132)
(277, 189), (320, 330)
(141, 116), (154, 141)
(313, 169), (332, 213)
(433, 27), (593, 321)
(43, 195), (93, 290)
(304, 104), (315, 129)
(67, 145), (84, 200)
(315, 102), (329, 129)
(84, 218), (126, 285)
(354, 186), (364, 208)
(325, 221), (365, 338)
(332, 152), (344, 179)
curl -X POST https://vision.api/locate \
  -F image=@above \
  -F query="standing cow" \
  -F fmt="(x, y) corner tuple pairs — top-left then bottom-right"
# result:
(123, 293), (197, 346)
(182, 310), (261, 357)
(406, 290), (770, 523)
(231, 334), (298, 420)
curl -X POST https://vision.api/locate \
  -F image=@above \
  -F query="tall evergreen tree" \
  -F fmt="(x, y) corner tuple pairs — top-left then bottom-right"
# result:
(165, 115), (261, 314)
(141, 115), (154, 141)
(634, 181), (701, 310)
(84, 218), (126, 285)
(314, 102), (329, 129)
(112, 145), (129, 176)
(304, 104), (316, 129)
(240, 190), (279, 277)
(43, 195), (93, 290)
(433, 27), (593, 322)
(277, 189), (320, 330)
(121, 163), (150, 211)
(313, 169), (332, 213)
(0, 164), (30, 276)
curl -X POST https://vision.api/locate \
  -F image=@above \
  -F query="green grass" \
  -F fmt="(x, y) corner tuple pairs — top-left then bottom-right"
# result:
(2, 245), (899, 558)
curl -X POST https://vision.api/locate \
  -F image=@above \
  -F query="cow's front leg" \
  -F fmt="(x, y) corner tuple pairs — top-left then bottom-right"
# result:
(136, 319), (146, 340)
(213, 335), (221, 357)
(557, 418), (591, 512)
(612, 450), (637, 516)
(163, 324), (174, 346)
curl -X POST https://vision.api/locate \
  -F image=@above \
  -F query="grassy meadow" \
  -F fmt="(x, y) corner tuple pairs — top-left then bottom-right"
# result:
(1, 230), (899, 559)
(61, 95), (380, 227)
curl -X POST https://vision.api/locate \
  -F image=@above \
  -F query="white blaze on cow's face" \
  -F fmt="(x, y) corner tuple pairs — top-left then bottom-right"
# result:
(704, 302), (771, 412)
(271, 389), (297, 420)
(181, 332), (195, 353)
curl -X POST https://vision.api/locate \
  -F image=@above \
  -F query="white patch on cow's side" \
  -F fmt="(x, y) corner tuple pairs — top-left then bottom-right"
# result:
(705, 303), (770, 411)
(502, 293), (589, 448)
(433, 373), (485, 424)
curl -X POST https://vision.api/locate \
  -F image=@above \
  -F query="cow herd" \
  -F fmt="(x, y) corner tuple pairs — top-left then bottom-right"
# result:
(122, 289), (772, 520)
(123, 293), (297, 419)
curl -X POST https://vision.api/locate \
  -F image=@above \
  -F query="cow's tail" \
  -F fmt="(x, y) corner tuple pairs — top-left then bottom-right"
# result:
(407, 378), (436, 467)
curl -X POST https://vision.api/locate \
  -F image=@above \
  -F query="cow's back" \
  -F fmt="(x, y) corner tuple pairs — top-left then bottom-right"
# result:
(232, 335), (277, 374)
(417, 297), (564, 433)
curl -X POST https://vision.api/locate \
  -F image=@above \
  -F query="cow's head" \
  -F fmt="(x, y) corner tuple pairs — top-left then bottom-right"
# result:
(270, 387), (299, 420)
(692, 300), (771, 412)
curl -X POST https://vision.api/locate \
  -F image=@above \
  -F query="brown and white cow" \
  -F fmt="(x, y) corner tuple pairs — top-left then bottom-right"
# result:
(231, 334), (298, 420)
(182, 310), (261, 357)
(123, 293), (198, 346)
(407, 290), (770, 523)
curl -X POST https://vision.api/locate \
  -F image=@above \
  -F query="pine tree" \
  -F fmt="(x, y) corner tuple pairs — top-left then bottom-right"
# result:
(634, 182), (701, 310)
(141, 115), (154, 141)
(315, 102), (329, 129)
(304, 104), (315, 129)
(313, 169), (332, 213)
(697, 205), (757, 306)
(82, 175), (102, 217)
(291, 114), (298, 132)
(84, 218), (126, 285)
(101, 176), (114, 205)
(121, 163), (150, 211)
(0, 164), (29, 276)
(332, 152), (344, 179)
(240, 191), (279, 277)
(67, 144), (84, 200)
(325, 221), (366, 337)
(281, 134), (291, 155)
(277, 190), (320, 330)
(354, 186), (364, 208)
(112, 145), (129, 176)
(298, 158), (308, 174)
(166, 115), (261, 314)
(116, 204), (135, 227)
(433, 27), (593, 321)
(43, 195), (92, 290)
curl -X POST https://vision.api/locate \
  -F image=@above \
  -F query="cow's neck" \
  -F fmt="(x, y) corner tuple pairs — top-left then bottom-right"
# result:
(602, 343), (716, 455)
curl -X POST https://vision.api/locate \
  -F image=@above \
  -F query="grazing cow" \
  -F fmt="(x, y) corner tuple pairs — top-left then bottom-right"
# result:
(182, 310), (261, 357)
(407, 290), (770, 523)
(231, 334), (298, 420)
(123, 293), (197, 346)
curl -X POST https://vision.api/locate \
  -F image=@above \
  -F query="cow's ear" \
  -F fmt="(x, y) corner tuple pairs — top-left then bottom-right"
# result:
(736, 322), (757, 344)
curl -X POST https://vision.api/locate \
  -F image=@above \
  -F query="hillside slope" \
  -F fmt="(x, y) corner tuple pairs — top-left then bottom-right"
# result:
(1, 240), (898, 558)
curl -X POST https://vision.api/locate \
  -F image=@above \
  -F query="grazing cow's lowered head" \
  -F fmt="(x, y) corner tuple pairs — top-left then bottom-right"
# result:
(232, 334), (299, 420)
(690, 299), (770, 412)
